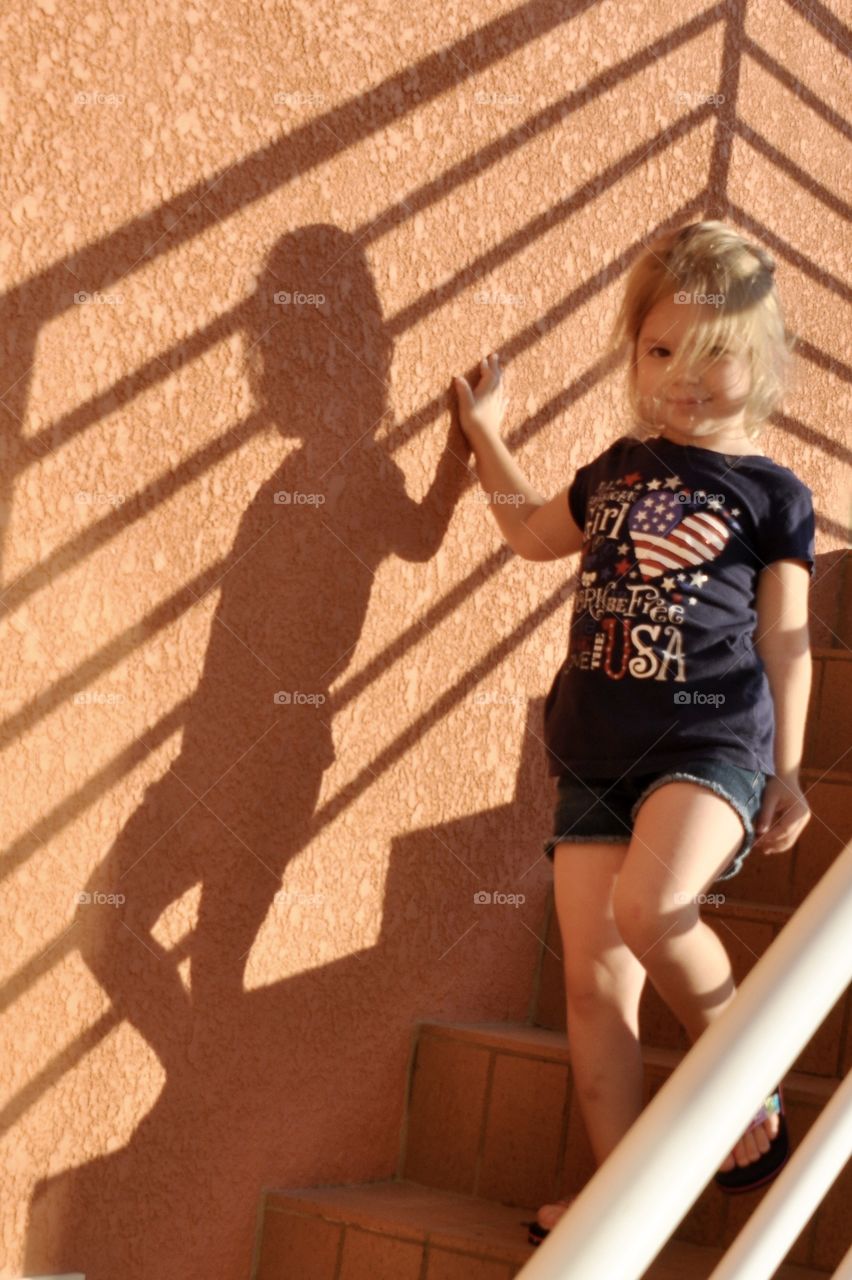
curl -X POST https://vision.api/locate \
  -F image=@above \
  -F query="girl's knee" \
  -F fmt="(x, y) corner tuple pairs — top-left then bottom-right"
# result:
(612, 875), (648, 940)
(566, 981), (637, 1019)
(612, 881), (696, 952)
(565, 946), (646, 1013)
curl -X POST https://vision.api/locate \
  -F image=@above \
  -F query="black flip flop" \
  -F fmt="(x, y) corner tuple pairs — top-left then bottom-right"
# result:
(520, 1200), (574, 1247)
(520, 1216), (551, 1247)
(714, 1084), (790, 1193)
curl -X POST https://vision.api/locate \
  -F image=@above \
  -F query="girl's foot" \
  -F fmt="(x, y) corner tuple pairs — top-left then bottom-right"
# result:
(531, 1110), (782, 1197)
(715, 1085), (789, 1193)
(529, 1093), (785, 1240)
(534, 1194), (577, 1230)
(717, 1106), (780, 1173)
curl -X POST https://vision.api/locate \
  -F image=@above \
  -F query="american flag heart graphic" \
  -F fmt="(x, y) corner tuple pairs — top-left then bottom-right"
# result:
(627, 491), (730, 579)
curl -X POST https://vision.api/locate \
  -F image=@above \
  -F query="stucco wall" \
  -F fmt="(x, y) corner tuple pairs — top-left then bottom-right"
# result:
(1, 1), (849, 1277)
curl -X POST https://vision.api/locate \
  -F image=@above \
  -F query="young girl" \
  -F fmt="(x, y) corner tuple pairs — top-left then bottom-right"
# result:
(453, 221), (816, 1245)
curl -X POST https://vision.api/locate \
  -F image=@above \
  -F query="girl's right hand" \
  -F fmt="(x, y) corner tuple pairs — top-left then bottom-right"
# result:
(453, 352), (510, 443)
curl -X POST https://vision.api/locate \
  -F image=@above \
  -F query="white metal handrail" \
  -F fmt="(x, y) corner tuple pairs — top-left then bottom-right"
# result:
(517, 836), (852, 1280)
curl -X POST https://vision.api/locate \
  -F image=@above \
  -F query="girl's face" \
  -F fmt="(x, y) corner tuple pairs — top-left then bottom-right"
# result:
(633, 295), (753, 442)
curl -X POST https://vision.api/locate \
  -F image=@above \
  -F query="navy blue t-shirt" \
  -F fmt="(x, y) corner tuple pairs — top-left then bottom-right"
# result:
(543, 432), (816, 779)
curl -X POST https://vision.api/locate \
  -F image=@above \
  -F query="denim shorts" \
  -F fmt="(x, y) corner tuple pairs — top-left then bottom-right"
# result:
(542, 758), (767, 882)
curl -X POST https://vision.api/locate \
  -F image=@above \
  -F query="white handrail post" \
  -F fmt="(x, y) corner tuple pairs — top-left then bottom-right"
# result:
(516, 838), (852, 1280)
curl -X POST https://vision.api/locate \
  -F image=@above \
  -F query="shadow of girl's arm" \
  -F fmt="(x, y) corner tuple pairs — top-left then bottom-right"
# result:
(391, 390), (474, 562)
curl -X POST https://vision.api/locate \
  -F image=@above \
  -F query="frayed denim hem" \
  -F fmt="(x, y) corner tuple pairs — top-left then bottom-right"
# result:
(543, 832), (631, 860)
(629, 771), (754, 876)
(713, 853), (748, 882)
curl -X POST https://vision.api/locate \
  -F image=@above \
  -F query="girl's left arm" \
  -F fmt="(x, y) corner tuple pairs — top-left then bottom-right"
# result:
(753, 559), (813, 855)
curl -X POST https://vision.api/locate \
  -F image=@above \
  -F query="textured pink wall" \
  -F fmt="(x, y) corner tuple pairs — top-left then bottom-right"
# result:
(1, 2), (849, 1277)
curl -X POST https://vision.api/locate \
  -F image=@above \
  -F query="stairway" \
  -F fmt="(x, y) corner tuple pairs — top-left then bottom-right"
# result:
(252, 554), (852, 1279)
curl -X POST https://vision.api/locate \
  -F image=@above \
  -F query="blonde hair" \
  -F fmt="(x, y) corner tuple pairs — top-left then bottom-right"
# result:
(605, 220), (795, 443)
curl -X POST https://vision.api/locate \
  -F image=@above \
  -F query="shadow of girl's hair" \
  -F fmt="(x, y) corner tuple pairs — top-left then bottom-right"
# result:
(244, 223), (392, 443)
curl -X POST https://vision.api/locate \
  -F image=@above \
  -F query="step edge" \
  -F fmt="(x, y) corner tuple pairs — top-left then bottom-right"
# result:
(259, 1178), (833, 1278)
(266, 1175), (525, 1207)
(811, 646), (852, 661)
(700, 898), (793, 924)
(414, 1021), (844, 1095)
(261, 1177), (542, 1263)
(800, 767), (852, 784)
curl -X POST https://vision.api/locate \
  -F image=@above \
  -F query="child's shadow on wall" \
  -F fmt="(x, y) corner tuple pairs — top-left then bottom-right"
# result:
(27, 701), (552, 1276)
(25, 226), (552, 1277)
(67, 221), (468, 1068)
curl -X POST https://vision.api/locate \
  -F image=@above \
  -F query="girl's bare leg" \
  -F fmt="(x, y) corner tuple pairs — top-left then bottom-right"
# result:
(613, 782), (780, 1175)
(537, 839), (648, 1228)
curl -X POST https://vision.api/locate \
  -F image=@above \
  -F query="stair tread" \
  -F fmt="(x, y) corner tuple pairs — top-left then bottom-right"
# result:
(264, 1178), (828, 1277)
(812, 646), (852, 660)
(800, 766), (852, 784)
(415, 1020), (841, 1099)
(701, 896), (794, 925)
(266, 1178), (531, 1265)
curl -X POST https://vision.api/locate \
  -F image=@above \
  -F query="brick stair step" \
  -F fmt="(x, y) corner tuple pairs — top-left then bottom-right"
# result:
(255, 1177), (830, 1279)
(791, 772), (852, 904)
(400, 1021), (847, 1269)
(256, 1178), (533, 1277)
(835, 557), (852, 649)
(805, 768), (852, 785)
(823, 550), (852, 650)
(806, 648), (852, 772)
